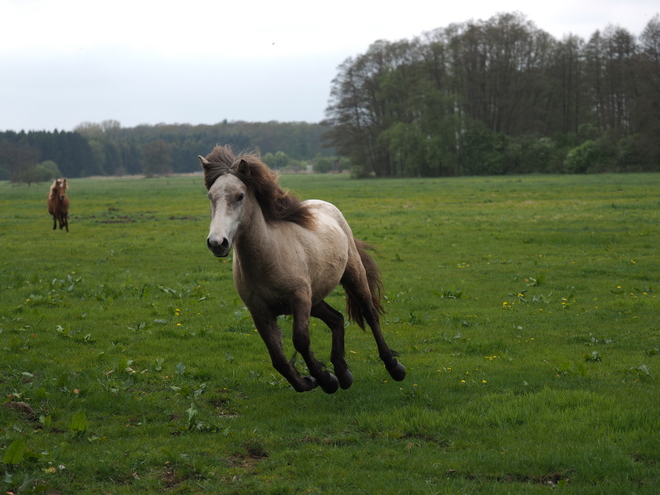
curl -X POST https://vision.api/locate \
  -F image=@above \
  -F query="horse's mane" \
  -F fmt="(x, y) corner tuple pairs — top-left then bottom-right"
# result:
(201, 145), (314, 229)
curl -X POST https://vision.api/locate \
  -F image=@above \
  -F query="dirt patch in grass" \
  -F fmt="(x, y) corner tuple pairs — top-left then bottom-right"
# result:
(451, 469), (574, 486)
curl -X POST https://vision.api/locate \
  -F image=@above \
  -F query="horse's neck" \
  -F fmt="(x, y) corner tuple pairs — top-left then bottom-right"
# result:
(235, 204), (270, 253)
(233, 203), (281, 275)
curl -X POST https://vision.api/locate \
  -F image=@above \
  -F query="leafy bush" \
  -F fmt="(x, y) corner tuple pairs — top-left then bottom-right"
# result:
(458, 124), (509, 175)
(616, 134), (647, 172)
(564, 140), (602, 173)
(508, 135), (563, 174)
(262, 151), (290, 170)
(313, 157), (333, 173)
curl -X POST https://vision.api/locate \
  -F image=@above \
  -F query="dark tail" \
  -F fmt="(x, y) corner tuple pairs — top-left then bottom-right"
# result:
(346, 239), (385, 330)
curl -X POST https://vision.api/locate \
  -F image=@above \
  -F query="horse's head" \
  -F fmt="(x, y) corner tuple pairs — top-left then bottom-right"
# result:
(58, 179), (68, 200)
(50, 178), (68, 201)
(199, 155), (250, 258)
(53, 179), (67, 200)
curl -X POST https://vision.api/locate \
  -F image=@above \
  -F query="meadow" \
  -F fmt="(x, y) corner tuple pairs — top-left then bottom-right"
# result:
(1, 172), (659, 494)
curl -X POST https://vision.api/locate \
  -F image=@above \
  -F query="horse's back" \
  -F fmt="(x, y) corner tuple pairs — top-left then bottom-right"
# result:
(304, 199), (354, 238)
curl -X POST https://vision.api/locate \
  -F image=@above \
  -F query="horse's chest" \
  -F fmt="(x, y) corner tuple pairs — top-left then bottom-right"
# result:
(234, 273), (296, 316)
(233, 257), (288, 300)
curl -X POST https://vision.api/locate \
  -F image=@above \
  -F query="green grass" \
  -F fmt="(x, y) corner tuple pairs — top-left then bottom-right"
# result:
(1, 173), (659, 494)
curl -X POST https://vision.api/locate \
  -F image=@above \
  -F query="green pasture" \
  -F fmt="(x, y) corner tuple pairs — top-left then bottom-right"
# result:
(1, 173), (659, 494)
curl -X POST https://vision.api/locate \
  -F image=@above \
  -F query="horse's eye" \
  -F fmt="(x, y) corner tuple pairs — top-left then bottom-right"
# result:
(237, 193), (245, 202)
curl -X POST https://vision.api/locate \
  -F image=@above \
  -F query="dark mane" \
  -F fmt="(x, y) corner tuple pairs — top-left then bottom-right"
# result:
(201, 145), (314, 229)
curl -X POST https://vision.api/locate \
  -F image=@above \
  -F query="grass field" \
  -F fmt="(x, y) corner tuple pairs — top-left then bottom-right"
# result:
(1, 172), (659, 494)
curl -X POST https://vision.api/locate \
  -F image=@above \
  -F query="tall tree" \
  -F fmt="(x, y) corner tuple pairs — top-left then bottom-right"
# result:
(633, 15), (660, 166)
(546, 35), (586, 135)
(0, 142), (40, 182)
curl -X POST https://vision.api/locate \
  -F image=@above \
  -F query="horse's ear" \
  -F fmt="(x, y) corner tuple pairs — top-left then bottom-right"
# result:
(237, 159), (251, 176)
(198, 155), (210, 169)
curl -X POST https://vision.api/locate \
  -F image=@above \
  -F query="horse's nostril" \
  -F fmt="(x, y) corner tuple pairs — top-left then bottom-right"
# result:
(207, 236), (230, 253)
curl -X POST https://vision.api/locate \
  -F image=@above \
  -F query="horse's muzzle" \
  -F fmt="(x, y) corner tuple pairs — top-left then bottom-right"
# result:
(207, 236), (231, 257)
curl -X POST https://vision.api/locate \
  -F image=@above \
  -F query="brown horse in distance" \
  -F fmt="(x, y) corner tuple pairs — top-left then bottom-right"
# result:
(47, 178), (69, 232)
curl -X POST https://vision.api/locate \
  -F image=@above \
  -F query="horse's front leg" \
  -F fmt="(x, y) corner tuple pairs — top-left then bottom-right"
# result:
(292, 298), (339, 394)
(51, 214), (57, 230)
(251, 313), (317, 392)
(311, 301), (353, 389)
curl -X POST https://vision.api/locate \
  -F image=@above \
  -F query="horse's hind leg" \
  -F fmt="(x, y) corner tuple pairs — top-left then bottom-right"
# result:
(356, 293), (406, 381)
(251, 313), (318, 392)
(311, 301), (353, 389)
(63, 214), (69, 232)
(291, 298), (339, 394)
(342, 274), (406, 382)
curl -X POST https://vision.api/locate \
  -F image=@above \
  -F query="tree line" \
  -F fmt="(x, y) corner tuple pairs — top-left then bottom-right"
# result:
(324, 12), (660, 176)
(3, 12), (658, 183)
(0, 120), (334, 182)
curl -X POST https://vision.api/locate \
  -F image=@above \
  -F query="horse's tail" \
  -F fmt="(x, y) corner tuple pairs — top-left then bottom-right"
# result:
(346, 239), (385, 330)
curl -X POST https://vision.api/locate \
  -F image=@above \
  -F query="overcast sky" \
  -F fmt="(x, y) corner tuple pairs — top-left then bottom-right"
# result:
(1, 0), (657, 132)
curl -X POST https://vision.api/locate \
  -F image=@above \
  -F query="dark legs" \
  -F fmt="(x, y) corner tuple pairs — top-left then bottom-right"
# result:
(251, 303), (340, 394)
(252, 313), (318, 393)
(291, 299), (339, 394)
(249, 275), (404, 394)
(51, 213), (68, 232)
(311, 301), (354, 389)
(363, 306), (406, 381)
(342, 274), (406, 383)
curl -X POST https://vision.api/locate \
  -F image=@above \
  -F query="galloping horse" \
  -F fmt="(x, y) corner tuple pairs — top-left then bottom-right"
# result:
(47, 178), (69, 232)
(199, 145), (406, 393)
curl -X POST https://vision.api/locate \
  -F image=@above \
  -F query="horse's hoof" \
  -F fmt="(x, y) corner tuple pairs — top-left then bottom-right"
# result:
(301, 376), (318, 391)
(338, 369), (354, 390)
(320, 373), (339, 394)
(387, 361), (406, 381)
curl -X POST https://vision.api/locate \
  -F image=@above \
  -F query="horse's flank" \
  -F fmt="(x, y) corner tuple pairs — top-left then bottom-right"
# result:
(200, 145), (315, 229)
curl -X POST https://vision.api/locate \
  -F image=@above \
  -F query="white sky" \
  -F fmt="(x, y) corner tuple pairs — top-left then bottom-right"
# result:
(0, 0), (657, 132)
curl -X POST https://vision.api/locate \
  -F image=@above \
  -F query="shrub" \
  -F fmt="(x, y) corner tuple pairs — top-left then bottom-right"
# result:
(564, 140), (602, 173)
